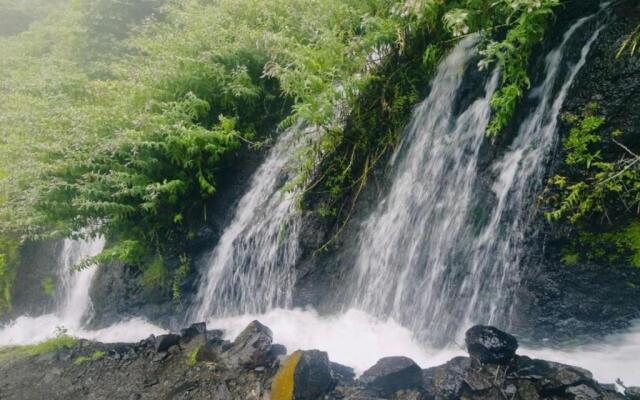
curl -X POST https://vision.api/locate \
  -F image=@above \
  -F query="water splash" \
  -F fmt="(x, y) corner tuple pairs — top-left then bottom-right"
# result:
(206, 308), (640, 385)
(191, 126), (307, 321)
(349, 17), (603, 345)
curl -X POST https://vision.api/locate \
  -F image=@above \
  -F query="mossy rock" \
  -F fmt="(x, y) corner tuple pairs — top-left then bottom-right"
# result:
(271, 350), (336, 400)
(271, 351), (302, 400)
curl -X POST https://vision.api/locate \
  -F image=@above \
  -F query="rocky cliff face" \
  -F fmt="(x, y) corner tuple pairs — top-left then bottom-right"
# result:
(515, 0), (640, 344)
(5, 240), (63, 322)
(0, 323), (635, 400)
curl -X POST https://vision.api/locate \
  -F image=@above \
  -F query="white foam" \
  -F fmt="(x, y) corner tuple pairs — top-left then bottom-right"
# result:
(209, 308), (640, 385)
(521, 324), (640, 386)
(209, 308), (463, 374)
(0, 315), (166, 346)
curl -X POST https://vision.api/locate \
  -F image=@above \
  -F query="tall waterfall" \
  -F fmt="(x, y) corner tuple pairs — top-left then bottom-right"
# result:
(191, 126), (306, 322)
(349, 16), (603, 345)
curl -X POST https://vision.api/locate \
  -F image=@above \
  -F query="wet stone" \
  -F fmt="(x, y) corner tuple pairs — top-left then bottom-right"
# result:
(330, 361), (356, 383)
(180, 322), (207, 343)
(360, 356), (421, 396)
(224, 320), (273, 368)
(565, 384), (602, 400)
(427, 357), (470, 398)
(267, 343), (287, 358)
(293, 350), (336, 399)
(155, 334), (181, 353)
(542, 363), (592, 390)
(626, 387), (640, 400)
(465, 325), (518, 365)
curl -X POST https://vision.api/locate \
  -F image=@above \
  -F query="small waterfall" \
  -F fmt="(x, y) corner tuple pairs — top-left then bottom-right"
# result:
(349, 17), (603, 345)
(56, 237), (106, 329)
(191, 126), (306, 322)
(0, 236), (107, 344)
(0, 236), (166, 345)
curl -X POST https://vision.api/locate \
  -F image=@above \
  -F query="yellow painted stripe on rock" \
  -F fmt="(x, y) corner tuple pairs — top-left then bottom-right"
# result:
(270, 350), (302, 400)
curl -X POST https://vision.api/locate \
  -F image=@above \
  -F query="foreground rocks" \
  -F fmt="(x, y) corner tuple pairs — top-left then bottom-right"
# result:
(0, 322), (635, 400)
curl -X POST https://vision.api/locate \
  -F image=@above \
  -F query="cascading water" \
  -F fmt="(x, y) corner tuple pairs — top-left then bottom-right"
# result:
(2, 5), (633, 390)
(0, 237), (105, 344)
(191, 126), (306, 322)
(55, 237), (106, 329)
(0, 237), (165, 345)
(348, 16), (603, 345)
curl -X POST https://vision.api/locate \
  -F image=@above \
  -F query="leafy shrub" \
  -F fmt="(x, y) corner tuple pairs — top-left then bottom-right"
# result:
(0, 0), (564, 288)
(74, 350), (106, 365)
(545, 105), (640, 224)
(544, 104), (640, 268)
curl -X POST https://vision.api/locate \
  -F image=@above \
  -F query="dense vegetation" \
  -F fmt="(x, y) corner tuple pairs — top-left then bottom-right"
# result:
(545, 102), (640, 267)
(0, 0), (569, 313)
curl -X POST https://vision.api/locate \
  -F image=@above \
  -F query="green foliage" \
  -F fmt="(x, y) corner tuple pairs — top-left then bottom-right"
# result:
(22, 335), (77, 355)
(561, 251), (579, 266)
(74, 350), (106, 365)
(617, 23), (640, 57)
(0, 0), (561, 278)
(545, 106), (640, 224)
(187, 345), (200, 366)
(0, 334), (78, 363)
(0, 0), (65, 36)
(172, 254), (190, 305)
(481, 0), (561, 136)
(41, 277), (55, 297)
(558, 223), (640, 268)
(545, 104), (640, 268)
(0, 236), (20, 316)
(140, 256), (169, 291)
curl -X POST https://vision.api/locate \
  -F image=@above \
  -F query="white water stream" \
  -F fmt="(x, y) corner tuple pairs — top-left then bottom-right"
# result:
(349, 15), (604, 346)
(191, 126), (307, 321)
(0, 238), (165, 345)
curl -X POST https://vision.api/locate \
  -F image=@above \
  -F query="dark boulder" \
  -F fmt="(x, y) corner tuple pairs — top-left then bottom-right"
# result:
(207, 329), (225, 341)
(293, 350), (336, 399)
(224, 320), (273, 368)
(154, 334), (181, 353)
(541, 362), (593, 391)
(193, 343), (218, 363)
(423, 357), (470, 398)
(180, 322), (207, 343)
(330, 361), (356, 383)
(423, 353), (614, 400)
(360, 356), (422, 396)
(626, 387), (640, 400)
(271, 350), (336, 400)
(465, 325), (518, 365)
(565, 384), (602, 400)
(268, 343), (288, 358)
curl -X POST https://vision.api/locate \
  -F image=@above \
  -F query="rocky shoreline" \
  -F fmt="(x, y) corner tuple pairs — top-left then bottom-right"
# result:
(0, 322), (638, 400)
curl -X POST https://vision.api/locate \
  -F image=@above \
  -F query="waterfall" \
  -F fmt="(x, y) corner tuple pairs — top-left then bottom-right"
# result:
(0, 236), (166, 345)
(0, 237), (105, 344)
(191, 126), (306, 322)
(56, 237), (106, 329)
(349, 17), (603, 345)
